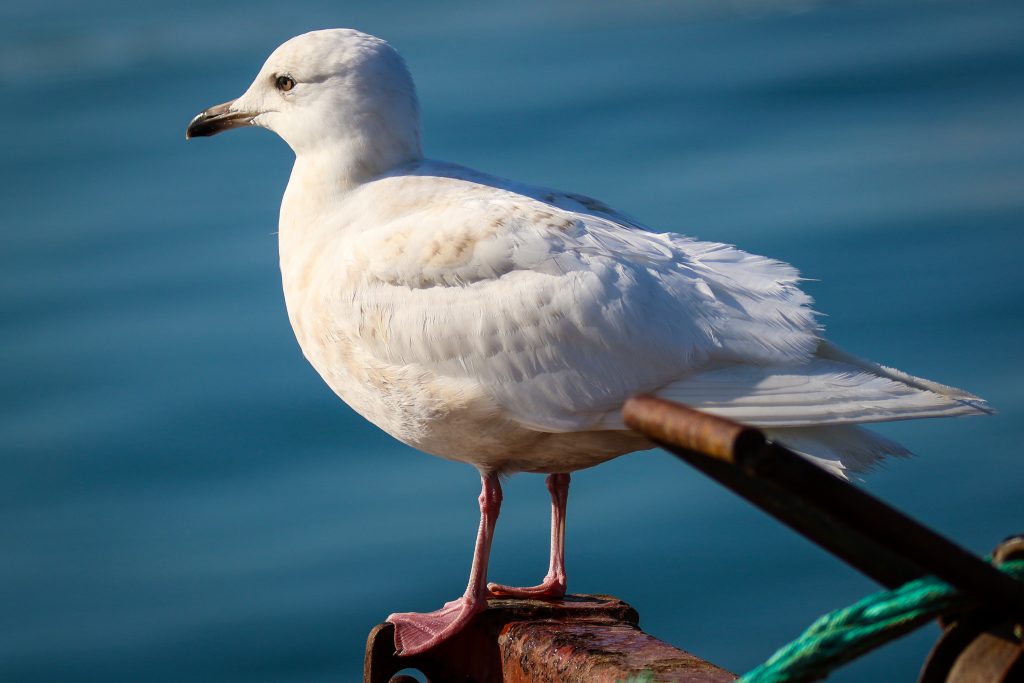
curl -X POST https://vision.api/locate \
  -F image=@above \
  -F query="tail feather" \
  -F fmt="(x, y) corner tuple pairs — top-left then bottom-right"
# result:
(765, 424), (911, 480)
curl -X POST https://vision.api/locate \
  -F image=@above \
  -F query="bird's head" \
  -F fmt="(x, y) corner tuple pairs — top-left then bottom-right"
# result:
(186, 29), (422, 173)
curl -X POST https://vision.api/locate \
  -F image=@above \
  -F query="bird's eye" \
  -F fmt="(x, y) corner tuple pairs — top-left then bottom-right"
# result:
(275, 75), (295, 92)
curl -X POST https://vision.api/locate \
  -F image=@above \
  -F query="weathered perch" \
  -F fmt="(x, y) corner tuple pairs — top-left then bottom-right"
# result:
(364, 594), (736, 682)
(623, 395), (1024, 614)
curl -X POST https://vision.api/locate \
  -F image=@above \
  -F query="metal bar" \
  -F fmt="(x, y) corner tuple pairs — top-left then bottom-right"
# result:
(364, 594), (736, 682)
(501, 618), (737, 683)
(623, 395), (1024, 615)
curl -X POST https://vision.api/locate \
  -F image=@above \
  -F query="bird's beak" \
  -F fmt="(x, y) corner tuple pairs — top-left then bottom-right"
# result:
(185, 100), (256, 139)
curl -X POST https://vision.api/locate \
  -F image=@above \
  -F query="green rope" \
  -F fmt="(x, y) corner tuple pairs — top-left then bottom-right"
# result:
(739, 559), (1024, 683)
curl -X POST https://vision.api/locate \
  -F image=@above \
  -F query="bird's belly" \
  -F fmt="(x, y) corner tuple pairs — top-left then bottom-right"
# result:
(288, 310), (436, 441)
(282, 297), (518, 464)
(284, 303), (647, 473)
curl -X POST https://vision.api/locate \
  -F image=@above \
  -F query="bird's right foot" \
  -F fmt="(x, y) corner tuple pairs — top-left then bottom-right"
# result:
(387, 595), (486, 656)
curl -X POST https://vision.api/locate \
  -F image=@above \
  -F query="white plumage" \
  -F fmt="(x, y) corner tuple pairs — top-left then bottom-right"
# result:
(187, 28), (990, 654)
(274, 158), (987, 477)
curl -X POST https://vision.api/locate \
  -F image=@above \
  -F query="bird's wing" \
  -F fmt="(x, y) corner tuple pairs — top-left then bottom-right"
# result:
(334, 173), (820, 432)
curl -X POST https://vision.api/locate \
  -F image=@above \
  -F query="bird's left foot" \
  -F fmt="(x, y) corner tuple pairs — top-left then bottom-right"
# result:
(487, 573), (566, 599)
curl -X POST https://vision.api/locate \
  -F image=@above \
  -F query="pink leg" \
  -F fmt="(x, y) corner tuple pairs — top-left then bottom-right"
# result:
(488, 472), (569, 599)
(387, 472), (502, 656)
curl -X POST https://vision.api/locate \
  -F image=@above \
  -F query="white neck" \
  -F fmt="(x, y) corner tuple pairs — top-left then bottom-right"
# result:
(277, 137), (420, 292)
(281, 137), (415, 231)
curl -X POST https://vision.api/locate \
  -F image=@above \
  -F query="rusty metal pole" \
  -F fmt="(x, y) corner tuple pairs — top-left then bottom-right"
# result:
(364, 594), (737, 682)
(622, 395), (1024, 615)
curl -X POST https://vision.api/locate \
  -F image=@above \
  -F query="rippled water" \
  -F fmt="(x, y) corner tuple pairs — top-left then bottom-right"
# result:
(2, 1), (1023, 681)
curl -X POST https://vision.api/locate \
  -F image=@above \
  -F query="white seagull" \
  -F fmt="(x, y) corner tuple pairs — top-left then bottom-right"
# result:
(186, 29), (989, 656)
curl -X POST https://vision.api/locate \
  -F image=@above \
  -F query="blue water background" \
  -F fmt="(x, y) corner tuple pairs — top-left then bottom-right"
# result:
(2, 1), (1023, 681)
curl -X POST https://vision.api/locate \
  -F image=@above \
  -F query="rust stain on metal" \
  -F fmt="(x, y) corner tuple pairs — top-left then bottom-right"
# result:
(500, 620), (735, 683)
(623, 395), (765, 467)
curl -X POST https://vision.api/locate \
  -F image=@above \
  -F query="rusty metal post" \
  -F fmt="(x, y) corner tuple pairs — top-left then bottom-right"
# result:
(622, 395), (1024, 615)
(364, 594), (736, 682)
(918, 536), (1024, 682)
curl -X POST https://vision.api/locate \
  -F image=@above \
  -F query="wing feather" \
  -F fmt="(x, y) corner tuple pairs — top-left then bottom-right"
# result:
(336, 169), (819, 431)
(330, 165), (986, 439)
(642, 359), (985, 428)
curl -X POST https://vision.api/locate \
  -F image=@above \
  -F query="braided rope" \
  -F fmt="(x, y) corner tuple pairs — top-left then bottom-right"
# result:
(739, 559), (1024, 683)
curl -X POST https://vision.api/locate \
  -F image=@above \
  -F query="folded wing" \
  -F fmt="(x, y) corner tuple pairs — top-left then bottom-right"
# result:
(341, 173), (820, 432)
(337, 169), (988, 474)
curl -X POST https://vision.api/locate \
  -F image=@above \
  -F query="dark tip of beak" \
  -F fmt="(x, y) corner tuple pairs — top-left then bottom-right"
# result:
(185, 100), (254, 140)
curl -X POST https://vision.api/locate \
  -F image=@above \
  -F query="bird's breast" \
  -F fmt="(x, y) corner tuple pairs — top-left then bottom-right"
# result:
(277, 232), (512, 463)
